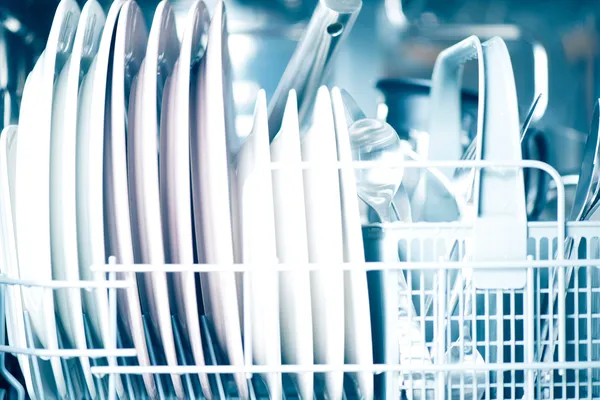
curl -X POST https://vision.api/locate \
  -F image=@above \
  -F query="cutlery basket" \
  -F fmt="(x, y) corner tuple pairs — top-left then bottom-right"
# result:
(363, 220), (600, 399)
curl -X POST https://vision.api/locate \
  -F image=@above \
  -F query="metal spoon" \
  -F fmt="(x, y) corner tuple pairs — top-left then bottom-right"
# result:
(341, 90), (433, 398)
(348, 118), (404, 223)
(341, 89), (408, 222)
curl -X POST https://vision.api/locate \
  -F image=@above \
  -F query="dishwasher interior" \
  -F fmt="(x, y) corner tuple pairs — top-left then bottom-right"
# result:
(0, 0), (599, 399)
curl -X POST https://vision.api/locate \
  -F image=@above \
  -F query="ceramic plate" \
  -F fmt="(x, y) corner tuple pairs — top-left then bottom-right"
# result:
(0, 126), (36, 398)
(270, 90), (314, 400)
(191, 1), (248, 398)
(127, 1), (183, 396)
(15, 72), (65, 399)
(75, 1), (128, 397)
(300, 86), (345, 400)
(105, 1), (155, 397)
(237, 90), (282, 399)
(331, 87), (374, 399)
(76, 0), (123, 350)
(49, 2), (106, 397)
(158, 1), (211, 397)
(15, 1), (80, 395)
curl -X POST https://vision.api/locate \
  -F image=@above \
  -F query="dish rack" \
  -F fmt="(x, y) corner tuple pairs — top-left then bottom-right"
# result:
(0, 157), (599, 399)
(1, 0), (599, 398)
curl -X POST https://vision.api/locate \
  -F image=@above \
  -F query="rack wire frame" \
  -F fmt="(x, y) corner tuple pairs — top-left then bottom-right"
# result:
(1, 159), (600, 399)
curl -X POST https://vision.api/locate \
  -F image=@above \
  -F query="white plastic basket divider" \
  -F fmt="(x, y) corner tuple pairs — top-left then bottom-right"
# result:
(428, 36), (529, 290)
(0, 283), (26, 400)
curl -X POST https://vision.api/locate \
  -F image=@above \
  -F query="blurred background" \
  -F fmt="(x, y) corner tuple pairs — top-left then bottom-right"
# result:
(1, 0), (599, 177)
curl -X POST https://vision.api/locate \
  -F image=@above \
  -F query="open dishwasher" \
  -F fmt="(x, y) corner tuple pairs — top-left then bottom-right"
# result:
(0, 0), (599, 399)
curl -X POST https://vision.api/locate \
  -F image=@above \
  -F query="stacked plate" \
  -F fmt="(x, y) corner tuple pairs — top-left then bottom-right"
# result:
(0, 0), (374, 398)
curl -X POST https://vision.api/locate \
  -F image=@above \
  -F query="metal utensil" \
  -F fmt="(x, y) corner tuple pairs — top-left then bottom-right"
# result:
(348, 118), (404, 223)
(454, 93), (549, 220)
(456, 93), (542, 169)
(533, 100), (600, 398)
(344, 88), (428, 225)
(341, 88), (433, 399)
(267, 0), (362, 137)
(521, 93), (542, 137)
(341, 88), (408, 222)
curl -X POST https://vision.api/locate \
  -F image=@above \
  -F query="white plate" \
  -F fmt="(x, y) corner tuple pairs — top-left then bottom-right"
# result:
(331, 87), (374, 399)
(49, 2), (105, 397)
(75, 1), (127, 397)
(191, 1), (248, 398)
(127, 1), (183, 397)
(269, 90), (314, 400)
(301, 86), (345, 400)
(236, 90), (282, 399)
(0, 126), (36, 398)
(76, 0), (123, 350)
(105, 1), (155, 397)
(158, 1), (211, 397)
(17, 73), (67, 399)
(15, 1), (80, 396)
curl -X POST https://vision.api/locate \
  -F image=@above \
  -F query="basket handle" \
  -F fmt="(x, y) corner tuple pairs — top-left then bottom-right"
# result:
(428, 35), (485, 179)
(471, 37), (528, 289)
(429, 35), (528, 288)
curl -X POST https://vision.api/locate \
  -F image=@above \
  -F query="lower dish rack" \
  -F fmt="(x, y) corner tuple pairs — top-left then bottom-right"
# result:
(0, 160), (599, 400)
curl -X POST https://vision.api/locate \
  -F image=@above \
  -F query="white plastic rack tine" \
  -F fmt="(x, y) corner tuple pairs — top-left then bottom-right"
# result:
(0, 282), (26, 400)
(107, 261), (118, 400)
(171, 315), (198, 399)
(23, 312), (43, 399)
(242, 267), (252, 382)
(248, 377), (258, 400)
(82, 313), (107, 399)
(199, 316), (227, 399)
(434, 267), (446, 400)
(525, 260), (536, 397)
(250, 371), (268, 399)
(141, 315), (168, 399)
(115, 328), (138, 399)
(54, 318), (78, 399)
